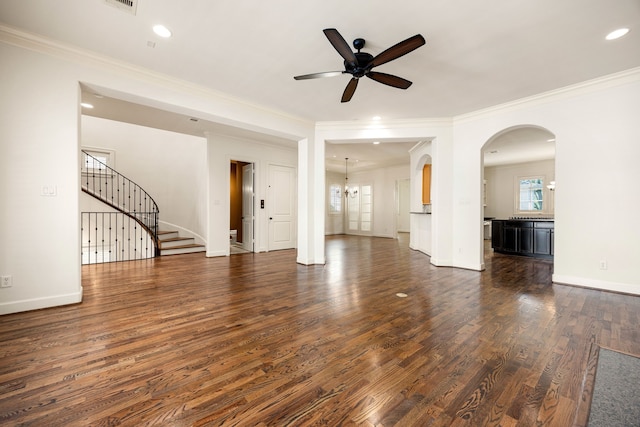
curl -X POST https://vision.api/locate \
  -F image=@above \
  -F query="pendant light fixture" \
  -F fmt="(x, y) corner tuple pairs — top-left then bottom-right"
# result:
(344, 158), (358, 198)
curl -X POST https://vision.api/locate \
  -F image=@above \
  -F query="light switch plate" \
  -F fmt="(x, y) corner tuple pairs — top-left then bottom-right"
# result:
(41, 185), (57, 196)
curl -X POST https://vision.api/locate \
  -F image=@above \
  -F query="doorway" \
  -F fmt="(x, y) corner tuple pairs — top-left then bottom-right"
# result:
(397, 179), (410, 234)
(230, 160), (254, 254)
(481, 126), (556, 261)
(345, 183), (373, 235)
(267, 164), (296, 250)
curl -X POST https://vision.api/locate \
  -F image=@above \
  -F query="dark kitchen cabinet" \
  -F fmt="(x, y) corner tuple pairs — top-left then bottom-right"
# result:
(491, 219), (553, 259)
(533, 221), (554, 256)
(491, 220), (504, 249)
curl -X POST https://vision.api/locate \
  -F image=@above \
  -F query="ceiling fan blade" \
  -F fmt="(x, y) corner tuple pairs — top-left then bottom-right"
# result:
(294, 71), (344, 80)
(323, 28), (357, 67)
(341, 78), (359, 103)
(366, 71), (413, 89)
(370, 34), (425, 68)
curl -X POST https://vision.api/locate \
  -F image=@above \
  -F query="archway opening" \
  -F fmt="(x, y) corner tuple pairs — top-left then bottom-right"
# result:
(481, 125), (556, 261)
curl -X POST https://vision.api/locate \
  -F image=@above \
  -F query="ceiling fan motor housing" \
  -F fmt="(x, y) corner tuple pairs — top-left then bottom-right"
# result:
(345, 52), (374, 77)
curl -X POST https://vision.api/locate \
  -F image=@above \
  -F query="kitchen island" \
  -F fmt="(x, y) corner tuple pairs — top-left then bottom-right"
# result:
(491, 218), (554, 259)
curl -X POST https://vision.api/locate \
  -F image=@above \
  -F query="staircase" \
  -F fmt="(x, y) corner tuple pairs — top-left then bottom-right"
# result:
(81, 150), (205, 263)
(157, 230), (206, 256)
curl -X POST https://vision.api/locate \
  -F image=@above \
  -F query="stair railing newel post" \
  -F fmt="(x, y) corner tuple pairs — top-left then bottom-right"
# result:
(80, 150), (160, 263)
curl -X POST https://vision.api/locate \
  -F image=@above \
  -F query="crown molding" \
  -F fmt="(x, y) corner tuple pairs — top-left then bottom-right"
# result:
(454, 67), (640, 124)
(316, 117), (453, 132)
(0, 24), (314, 130)
(3, 24), (637, 132)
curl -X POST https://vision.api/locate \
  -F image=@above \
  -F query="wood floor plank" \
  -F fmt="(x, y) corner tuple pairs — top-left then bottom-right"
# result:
(1, 235), (640, 426)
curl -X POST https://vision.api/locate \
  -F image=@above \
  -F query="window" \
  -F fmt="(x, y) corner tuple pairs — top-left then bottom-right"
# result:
(518, 177), (544, 212)
(329, 183), (342, 213)
(82, 148), (114, 172)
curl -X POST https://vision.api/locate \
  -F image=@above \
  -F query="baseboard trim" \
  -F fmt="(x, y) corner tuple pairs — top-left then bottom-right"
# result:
(430, 257), (452, 267)
(553, 274), (640, 296)
(0, 288), (83, 315)
(206, 250), (228, 258)
(296, 256), (326, 266)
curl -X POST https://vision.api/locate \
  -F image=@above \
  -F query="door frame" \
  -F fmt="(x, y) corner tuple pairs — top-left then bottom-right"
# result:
(230, 158), (257, 254)
(267, 162), (297, 251)
(241, 163), (255, 252)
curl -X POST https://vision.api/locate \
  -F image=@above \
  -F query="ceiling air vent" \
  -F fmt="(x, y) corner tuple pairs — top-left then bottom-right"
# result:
(104, 0), (138, 15)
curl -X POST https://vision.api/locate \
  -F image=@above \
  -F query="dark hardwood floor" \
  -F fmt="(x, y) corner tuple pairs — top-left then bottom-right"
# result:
(1, 235), (639, 426)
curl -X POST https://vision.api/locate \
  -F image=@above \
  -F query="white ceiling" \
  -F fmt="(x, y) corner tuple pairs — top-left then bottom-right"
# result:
(1, 0), (637, 170)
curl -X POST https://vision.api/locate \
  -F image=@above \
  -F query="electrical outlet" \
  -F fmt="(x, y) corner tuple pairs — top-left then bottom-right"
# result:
(1, 275), (12, 288)
(599, 260), (608, 270)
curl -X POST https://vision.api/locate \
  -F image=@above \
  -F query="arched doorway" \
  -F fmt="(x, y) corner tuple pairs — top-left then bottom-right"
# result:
(481, 125), (556, 260)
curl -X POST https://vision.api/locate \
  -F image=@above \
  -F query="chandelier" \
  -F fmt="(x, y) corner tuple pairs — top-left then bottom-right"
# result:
(344, 157), (358, 198)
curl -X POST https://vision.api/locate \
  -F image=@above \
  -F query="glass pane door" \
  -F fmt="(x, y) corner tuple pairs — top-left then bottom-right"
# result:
(360, 185), (372, 232)
(347, 185), (360, 232)
(345, 184), (373, 234)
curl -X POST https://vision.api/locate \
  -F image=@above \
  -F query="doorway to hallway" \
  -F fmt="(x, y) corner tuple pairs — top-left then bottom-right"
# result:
(230, 160), (254, 254)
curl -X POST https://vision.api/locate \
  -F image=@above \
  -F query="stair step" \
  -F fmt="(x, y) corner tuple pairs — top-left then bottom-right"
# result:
(160, 244), (206, 256)
(159, 237), (195, 249)
(157, 230), (179, 240)
(156, 229), (204, 256)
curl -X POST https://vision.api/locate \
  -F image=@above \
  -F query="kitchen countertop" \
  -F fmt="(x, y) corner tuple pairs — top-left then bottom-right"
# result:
(505, 217), (554, 221)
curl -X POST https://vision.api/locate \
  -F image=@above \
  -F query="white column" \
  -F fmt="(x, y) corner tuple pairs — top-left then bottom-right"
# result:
(297, 136), (326, 265)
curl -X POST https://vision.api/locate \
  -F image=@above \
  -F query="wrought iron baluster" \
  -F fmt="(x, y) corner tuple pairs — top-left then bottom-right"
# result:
(81, 150), (160, 263)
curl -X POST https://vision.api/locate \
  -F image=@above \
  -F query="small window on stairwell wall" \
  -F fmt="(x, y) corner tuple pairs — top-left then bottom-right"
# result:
(82, 148), (115, 174)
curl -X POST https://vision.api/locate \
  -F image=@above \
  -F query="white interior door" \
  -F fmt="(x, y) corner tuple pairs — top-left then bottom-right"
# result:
(397, 179), (410, 232)
(242, 163), (254, 252)
(268, 164), (296, 250)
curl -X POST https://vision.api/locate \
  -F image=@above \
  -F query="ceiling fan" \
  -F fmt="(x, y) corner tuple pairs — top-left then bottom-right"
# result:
(294, 28), (426, 103)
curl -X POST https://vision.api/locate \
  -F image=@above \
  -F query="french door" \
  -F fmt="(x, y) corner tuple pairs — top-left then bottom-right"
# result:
(346, 184), (372, 234)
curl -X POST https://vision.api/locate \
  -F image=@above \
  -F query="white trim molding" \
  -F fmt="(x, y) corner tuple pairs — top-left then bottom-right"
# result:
(553, 275), (640, 296)
(0, 289), (83, 316)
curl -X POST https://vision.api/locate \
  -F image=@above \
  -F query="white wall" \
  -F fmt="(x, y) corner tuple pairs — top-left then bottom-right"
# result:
(0, 29), (313, 314)
(206, 135), (297, 257)
(453, 69), (640, 293)
(484, 159), (555, 219)
(0, 42), (83, 314)
(81, 116), (208, 242)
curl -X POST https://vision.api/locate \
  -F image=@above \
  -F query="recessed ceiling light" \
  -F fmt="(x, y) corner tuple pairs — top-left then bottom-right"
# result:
(153, 24), (172, 38)
(81, 103), (94, 109)
(373, 141), (380, 145)
(605, 28), (630, 41)
(372, 116), (381, 121)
